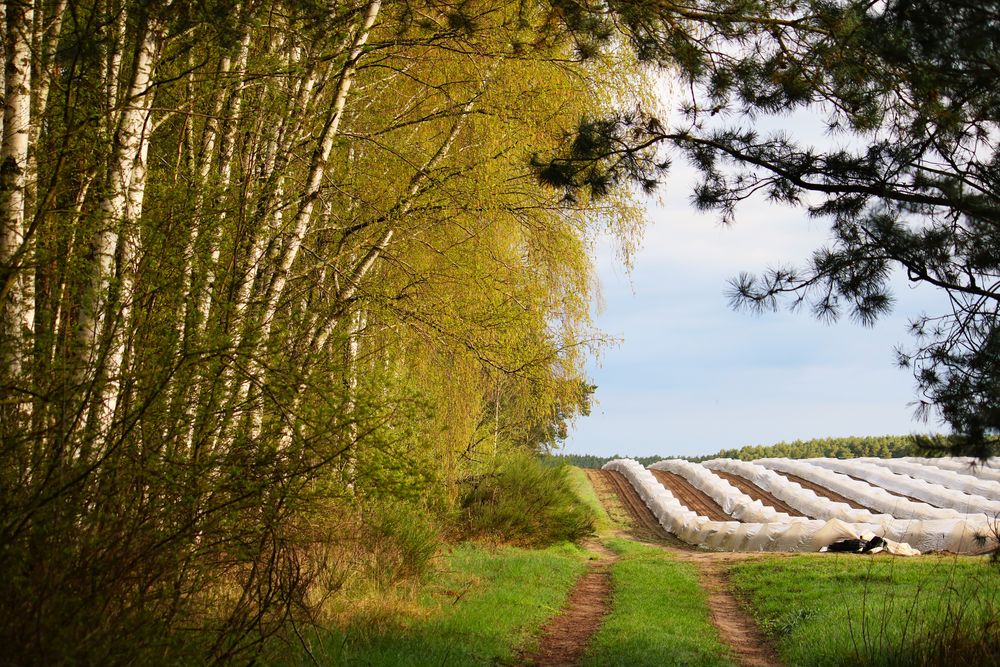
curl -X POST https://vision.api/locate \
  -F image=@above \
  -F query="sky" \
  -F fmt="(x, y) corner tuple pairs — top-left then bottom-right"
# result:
(563, 113), (950, 459)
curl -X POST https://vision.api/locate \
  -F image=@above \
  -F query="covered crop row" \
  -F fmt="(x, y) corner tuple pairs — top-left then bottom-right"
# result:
(604, 458), (997, 554)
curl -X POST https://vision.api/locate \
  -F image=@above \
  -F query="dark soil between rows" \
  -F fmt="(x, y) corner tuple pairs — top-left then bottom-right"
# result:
(710, 469), (808, 517)
(649, 468), (735, 522)
(771, 470), (875, 511)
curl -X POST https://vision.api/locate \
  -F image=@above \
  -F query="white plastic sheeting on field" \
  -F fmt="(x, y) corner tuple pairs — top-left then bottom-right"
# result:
(756, 458), (966, 521)
(603, 458), (991, 554)
(857, 458), (1000, 502)
(903, 457), (1000, 484)
(649, 459), (806, 524)
(702, 458), (896, 524)
(808, 458), (1000, 516)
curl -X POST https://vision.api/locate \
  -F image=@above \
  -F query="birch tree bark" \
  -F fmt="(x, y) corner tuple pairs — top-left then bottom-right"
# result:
(75, 8), (165, 437)
(230, 0), (381, 441)
(0, 0), (33, 382)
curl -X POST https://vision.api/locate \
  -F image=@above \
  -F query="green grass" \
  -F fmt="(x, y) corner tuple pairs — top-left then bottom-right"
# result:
(567, 465), (614, 534)
(730, 554), (1000, 666)
(584, 539), (735, 667)
(277, 541), (592, 666)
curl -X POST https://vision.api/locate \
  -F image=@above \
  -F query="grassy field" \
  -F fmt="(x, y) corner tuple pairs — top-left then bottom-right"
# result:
(277, 541), (591, 665)
(730, 554), (1000, 666)
(274, 467), (1000, 667)
(584, 539), (735, 667)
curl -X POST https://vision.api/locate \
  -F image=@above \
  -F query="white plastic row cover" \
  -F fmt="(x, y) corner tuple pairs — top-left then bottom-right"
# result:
(602, 458), (989, 554)
(756, 458), (968, 521)
(856, 458), (1000, 502)
(903, 457), (1000, 484)
(807, 457), (1000, 516)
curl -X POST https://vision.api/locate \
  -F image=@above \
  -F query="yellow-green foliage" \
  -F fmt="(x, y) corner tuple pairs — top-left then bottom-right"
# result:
(0, 2), (651, 664)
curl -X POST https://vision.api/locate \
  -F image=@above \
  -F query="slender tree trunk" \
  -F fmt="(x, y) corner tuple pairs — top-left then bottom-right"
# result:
(274, 75), (490, 452)
(256, 0), (381, 341)
(0, 0), (34, 382)
(29, 0), (68, 434)
(228, 0), (381, 442)
(310, 79), (487, 355)
(75, 11), (163, 438)
(193, 30), (251, 331)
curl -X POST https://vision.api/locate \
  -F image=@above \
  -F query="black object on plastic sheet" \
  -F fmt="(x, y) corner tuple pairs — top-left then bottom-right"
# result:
(821, 536), (886, 554)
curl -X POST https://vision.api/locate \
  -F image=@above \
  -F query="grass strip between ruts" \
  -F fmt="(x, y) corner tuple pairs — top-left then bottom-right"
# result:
(280, 541), (590, 666)
(729, 553), (1000, 666)
(566, 465), (614, 533)
(583, 539), (736, 667)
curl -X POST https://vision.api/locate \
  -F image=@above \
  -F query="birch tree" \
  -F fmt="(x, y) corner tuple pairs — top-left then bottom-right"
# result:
(0, 2), (650, 662)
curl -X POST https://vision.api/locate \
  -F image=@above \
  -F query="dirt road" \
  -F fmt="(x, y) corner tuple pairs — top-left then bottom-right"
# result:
(520, 540), (616, 666)
(581, 468), (783, 667)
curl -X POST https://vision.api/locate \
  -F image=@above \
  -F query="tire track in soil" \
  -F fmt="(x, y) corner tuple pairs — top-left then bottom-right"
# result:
(519, 540), (616, 667)
(683, 554), (782, 667)
(710, 470), (808, 517)
(649, 468), (736, 522)
(588, 468), (782, 667)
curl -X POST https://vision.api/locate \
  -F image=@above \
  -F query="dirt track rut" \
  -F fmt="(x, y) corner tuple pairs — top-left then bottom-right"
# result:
(520, 540), (616, 666)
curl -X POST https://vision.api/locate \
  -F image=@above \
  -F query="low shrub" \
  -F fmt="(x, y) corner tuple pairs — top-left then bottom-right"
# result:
(457, 453), (595, 546)
(357, 501), (441, 589)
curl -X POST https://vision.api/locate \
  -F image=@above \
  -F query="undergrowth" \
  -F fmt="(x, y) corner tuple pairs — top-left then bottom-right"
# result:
(275, 542), (590, 665)
(457, 453), (596, 546)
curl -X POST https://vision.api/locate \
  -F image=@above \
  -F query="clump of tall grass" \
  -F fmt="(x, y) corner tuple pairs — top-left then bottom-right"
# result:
(457, 453), (595, 546)
(849, 556), (1000, 666)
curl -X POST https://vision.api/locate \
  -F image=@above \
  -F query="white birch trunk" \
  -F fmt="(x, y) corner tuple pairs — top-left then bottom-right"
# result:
(0, 2), (6, 140)
(173, 32), (251, 451)
(178, 46), (237, 341)
(274, 72), (488, 451)
(31, 0), (66, 130)
(229, 2), (381, 443)
(97, 106), (153, 429)
(196, 32), (251, 330)
(76, 14), (162, 434)
(310, 79), (484, 355)
(28, 0), (67, 405)
(0, 0), (34, 379)
(256, 0), (381, 343)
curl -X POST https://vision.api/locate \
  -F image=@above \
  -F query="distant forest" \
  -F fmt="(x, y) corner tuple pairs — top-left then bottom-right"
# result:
(544, 434), (963, 468)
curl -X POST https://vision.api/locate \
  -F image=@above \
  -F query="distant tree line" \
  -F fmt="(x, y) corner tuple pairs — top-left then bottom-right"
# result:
(710, 435), (928, 461)
(545, 434), (973, 468)
(542, 452), (678, 469)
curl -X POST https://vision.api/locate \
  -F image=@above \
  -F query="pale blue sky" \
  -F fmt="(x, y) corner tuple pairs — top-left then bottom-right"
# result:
(564, 145), (949, 458)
